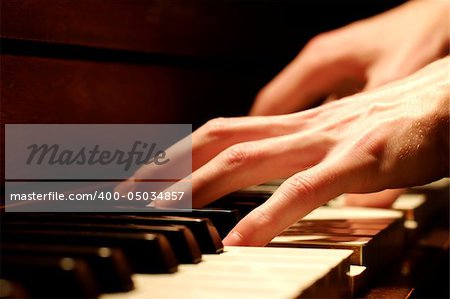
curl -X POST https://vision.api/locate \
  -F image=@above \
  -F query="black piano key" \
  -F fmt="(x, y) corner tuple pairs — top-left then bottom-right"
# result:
(1, 243), (134, 293)
(6, 221), (202, 264)
(7, 213), (223, 254)
(109, 215), (224, 254)
(2, 255), (100, 298)
(140, 208), (240, 239)
(109, 207), (240, 239)
(3, 230), (178, 274)
(208, 193), (270, 217)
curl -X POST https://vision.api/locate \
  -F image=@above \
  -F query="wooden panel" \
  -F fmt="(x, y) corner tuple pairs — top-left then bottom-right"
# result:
(1, 54), (266, 125)
(1, 0), (405, 58)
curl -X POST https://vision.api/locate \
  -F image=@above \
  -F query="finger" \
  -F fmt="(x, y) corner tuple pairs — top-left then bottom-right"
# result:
(223, 158), (353, 246)
(116, 114), (293, 194)
(191, 131), (335, 208)
(192, 113), (319, 170)
(116, 112), (319, 194)
(115, 134), (192, 194)
(250, 35), (365, 116)
(343, 188), (405, 208)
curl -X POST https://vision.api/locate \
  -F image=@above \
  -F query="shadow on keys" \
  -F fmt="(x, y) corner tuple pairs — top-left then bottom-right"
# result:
(1, 179), (449, 298)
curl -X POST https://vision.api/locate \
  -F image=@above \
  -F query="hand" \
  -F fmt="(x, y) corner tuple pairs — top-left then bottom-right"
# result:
(117, 57), (449, 245)
(250, 0), (449, 207)
(193, 57), (448, 246)
(250, 0), (449, 116)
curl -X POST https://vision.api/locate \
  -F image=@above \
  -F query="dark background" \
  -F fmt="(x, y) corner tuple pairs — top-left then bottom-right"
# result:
(1, 0), (405, 129)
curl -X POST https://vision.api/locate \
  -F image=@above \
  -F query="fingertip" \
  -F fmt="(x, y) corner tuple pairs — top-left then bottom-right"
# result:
(222, 230), (245, 246)
(223, 211), (273, 247)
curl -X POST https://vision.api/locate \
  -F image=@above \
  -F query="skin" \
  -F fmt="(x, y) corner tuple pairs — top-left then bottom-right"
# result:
(250, 0), (449, 115)
(195, 57), (450, 246)
(249, 0), (449, 207)
(118, 57), (450, 246)
(116, 1), (450, 246)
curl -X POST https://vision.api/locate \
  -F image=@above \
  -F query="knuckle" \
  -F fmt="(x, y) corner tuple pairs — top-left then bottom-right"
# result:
(202, 117), (231, 139)
(303, 31), (356, 68)
(248, 207), (276, 228)
(304, 32), (333, 54)
(347, 123), (393, 172)
(283, 174), (316, 199)
(221, 143), (259, 170)
(351, 130), (384, 159)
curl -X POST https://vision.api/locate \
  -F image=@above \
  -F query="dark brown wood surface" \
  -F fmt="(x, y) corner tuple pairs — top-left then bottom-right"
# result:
(1, 54), (262, 124)
(1, 0), (404, 59)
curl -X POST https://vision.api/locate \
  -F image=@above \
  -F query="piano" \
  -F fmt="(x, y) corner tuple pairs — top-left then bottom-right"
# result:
(1, 1), (448, 298)
(1, 180), (449, 298)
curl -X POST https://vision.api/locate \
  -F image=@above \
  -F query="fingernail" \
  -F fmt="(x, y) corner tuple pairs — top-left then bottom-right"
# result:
(222, 231), (244, 246)
(114, 177), (135, 195)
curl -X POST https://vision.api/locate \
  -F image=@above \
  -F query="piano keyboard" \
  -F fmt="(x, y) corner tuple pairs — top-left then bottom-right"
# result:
(270, 206), (404, 269)
(102, 246), (353, 299)
(1, 179), (448, 298)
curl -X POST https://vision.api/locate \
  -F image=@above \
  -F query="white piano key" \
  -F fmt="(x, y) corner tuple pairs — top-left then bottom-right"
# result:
(101, 246), (352, 299)
(302, 206), (402, 220)
(272, 235), (371, 246)
(270, 206), (404, 268)
(391, 194), (426, 211)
